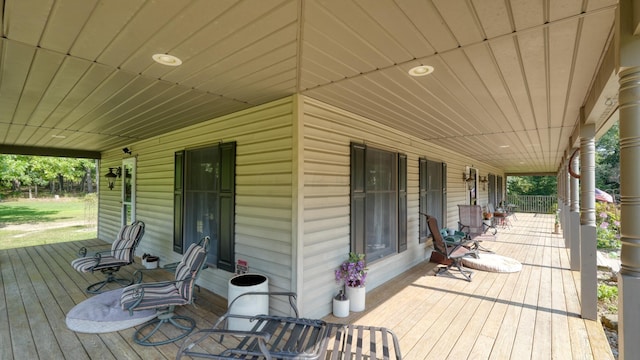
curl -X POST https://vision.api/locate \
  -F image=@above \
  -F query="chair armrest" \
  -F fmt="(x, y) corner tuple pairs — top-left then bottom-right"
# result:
(122, 275), (197, 313)
(458, 222), (470, 233)
(77, 246), (111, 258)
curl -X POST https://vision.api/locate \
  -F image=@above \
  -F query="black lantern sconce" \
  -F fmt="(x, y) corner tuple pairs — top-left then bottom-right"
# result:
(105, 167), (122, 190)
(479, 176), (488, 190)
(463, 171), (475, 190)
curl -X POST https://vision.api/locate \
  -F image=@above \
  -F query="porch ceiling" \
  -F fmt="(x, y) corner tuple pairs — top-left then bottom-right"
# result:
(0, 0), (618, 172)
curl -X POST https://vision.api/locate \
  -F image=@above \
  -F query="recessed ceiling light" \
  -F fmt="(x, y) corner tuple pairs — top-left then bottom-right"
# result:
(408, 65), (434, 77)
(499, 145), (510, 148)
(51, 134), (66, 139)
(152, 53), (182, 66)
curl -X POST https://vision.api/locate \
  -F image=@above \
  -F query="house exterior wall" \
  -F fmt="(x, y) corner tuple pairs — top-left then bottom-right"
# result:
(98, 94), (503, 318)
(99, 97), (298, 314)
(298, 96), (503, 318)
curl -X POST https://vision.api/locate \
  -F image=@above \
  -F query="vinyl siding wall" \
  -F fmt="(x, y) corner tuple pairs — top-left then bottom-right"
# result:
(299, 97), (503, 318)
(99, 97), (297, 314)
(98, 94), (504, 318)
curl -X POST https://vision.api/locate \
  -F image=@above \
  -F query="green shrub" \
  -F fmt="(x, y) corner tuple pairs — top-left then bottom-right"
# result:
(596, 202), (621, 250)
(597, 283), (618, 301)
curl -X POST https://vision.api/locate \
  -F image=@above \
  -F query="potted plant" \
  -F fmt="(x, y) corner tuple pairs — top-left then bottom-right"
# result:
(335, 252), (367, 312)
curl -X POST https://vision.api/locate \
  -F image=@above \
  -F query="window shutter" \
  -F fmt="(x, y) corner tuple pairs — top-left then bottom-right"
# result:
(398, 153), (407, 252)
(350, 143), (366, 255)
(217, 142), (236, 272)
(442, 162), (447, 225)
(419, 158), (427, 243)
(173, 151), (184, 253)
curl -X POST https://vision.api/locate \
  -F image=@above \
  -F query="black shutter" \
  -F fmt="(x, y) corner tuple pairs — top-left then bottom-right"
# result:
(442, 162), (447, 226)
(350, 143), (366, 255)
(398, 153), (407, 252)
(488, 173), (496, 206)
(217, 142), (236, 272)
(419, 158), (427, 243)
(173, 151), (184, 253)
(497, 176), (503, 206)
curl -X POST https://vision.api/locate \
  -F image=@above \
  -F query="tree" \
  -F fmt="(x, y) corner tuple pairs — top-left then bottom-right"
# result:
(0, 155), (96, 196)
(507, 175), (557, 195)
(596, 122), (619, 198)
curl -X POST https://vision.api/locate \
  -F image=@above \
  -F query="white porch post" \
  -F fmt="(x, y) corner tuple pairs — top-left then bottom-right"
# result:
(617, 1), (640, 356)
(564, 154), (571, 247)
(618, 66), (640, 359)
(558, 156), (571, 248)
(580, 122), (597, 320)
(570, 148), (581, 271)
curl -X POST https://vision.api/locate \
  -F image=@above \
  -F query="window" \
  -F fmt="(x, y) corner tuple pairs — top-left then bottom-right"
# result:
(419, 158), (447, 242)
(174, 142), (236, 271)
(350, 143), (407, 262)
(468, 167), (477, 205)
(121, 158), (136, 226)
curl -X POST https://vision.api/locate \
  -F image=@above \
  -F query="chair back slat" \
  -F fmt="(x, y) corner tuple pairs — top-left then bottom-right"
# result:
(111, 221), (145, 262)
(457, 205), (484, 236)
(175, 237), (209, 299)
(426, 215), (447, 254)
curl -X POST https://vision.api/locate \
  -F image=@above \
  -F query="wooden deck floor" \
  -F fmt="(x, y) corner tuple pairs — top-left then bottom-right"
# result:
(0, 213), (613, 359)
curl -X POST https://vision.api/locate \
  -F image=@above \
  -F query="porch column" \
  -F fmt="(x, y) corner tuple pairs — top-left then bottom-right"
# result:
(570, 148), (581, 270)
(618, 66), (640, 359)
(579, 122), (597, 320)
(565, 154), (571, 247)
(617, 1), (640, 356)
(558, 158), (567, 233)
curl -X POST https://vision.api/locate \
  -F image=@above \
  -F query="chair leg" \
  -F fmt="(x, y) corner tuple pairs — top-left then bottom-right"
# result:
(133, 309), (196, 346)
(453, 260), (473, 282)
(435, 260), (473, 282)
(86, 272), (133, 294)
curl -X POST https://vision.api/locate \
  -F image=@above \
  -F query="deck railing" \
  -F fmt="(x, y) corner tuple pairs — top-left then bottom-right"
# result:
(505, 194), (557, 214)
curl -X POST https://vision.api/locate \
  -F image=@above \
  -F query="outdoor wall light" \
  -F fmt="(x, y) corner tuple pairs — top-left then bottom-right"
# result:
(479, 176), (488, 190)
(105, 167), (122, 190)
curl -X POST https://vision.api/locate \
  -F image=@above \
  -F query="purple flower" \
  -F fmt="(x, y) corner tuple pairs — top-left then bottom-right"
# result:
(614, 221), (620, 227)
(335, 252), (368, 287)
(600, 222), (609, 229)
(599, 212), (608, 219)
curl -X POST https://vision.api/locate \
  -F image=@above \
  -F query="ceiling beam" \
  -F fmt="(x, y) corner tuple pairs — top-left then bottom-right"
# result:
(0, 145), (101, 159)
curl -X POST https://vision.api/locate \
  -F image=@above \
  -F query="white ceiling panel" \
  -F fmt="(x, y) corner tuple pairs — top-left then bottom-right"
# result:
(471, 0), (512, 39)
(0, 0), (620, 173)
(433, 0), (485, 46)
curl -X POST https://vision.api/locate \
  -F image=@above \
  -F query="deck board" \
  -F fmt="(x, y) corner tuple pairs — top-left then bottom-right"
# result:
(0, 213), (614, 359)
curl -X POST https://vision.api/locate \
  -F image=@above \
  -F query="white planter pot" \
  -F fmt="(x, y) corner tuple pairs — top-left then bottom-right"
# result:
(227, 274), (269, 331)
(333, 298), (350, 318)
(345, 286), (366, 312)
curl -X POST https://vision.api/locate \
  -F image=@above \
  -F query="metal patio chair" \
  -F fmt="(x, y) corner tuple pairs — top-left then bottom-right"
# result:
(71, 220), (145, 293)
(426, 214), (477, 282)
(120, 236), (209, 346)
(458, 204), (497, 237)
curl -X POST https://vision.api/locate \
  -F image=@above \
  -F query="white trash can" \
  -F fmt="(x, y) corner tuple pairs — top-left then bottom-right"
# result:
(227, 274), (269, 331)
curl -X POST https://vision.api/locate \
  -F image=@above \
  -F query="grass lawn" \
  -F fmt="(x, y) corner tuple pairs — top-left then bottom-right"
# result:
(0, 197), (97, 250)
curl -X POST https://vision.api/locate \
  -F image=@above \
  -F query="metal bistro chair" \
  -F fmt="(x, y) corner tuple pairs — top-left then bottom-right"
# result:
(120, 236), (209, 346)
(458, 204), (497, 237)
(71, 221), (145, 294)
(426, 214), (477, 282)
